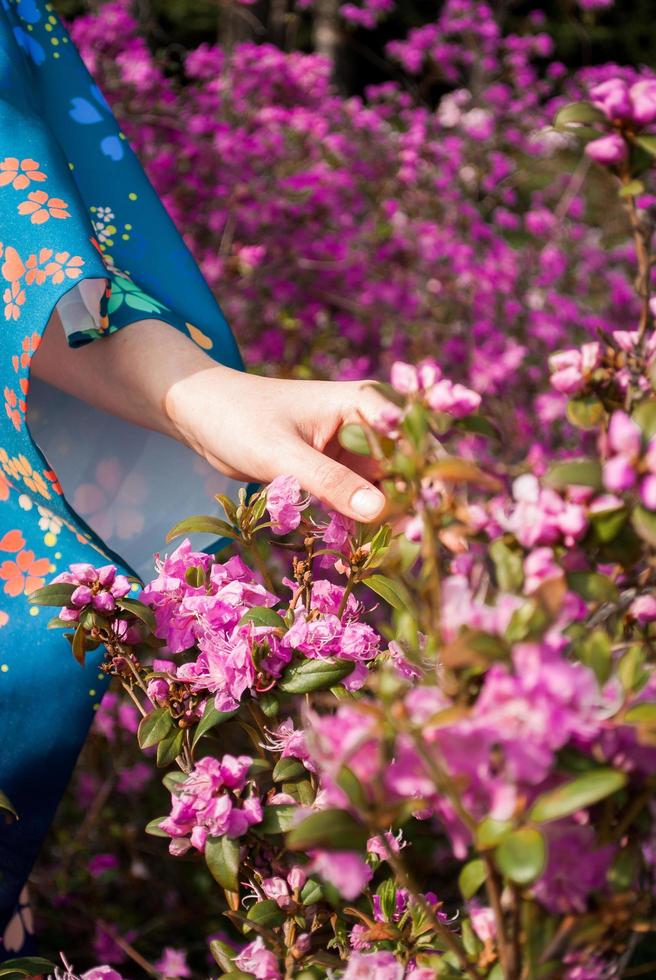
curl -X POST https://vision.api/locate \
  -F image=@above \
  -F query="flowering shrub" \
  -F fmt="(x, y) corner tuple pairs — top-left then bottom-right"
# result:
(64, 0), (651, 461)
(30, 95), (656, 967)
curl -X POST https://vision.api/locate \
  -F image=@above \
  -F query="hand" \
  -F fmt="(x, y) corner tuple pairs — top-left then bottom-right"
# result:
(167, 365), (388, 522)
(33, 315), (388, 522)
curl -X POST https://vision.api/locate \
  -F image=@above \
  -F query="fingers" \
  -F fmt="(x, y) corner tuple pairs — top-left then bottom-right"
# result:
(286, 440), (386, 522)
(342, 378), (392, 428)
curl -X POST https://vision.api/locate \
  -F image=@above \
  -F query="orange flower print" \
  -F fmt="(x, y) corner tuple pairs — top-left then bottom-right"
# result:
(0, 471), (10, 503)
(1, 245), (25, 284)
(18, 190), (71, 225)
(0, 530), (25, 553)
(0, 157), (46, 191)
(44, 251), (84, 284)
(0, 452), (55, 500)
(4, 379), (28, 432)
(24, 248), (54, 286)
(3, 280), (26, 321)
(0, 612), (8, 629)
(0, 549), (51, 596)
(4, 388), (20, 431)
(12, 333), (40, 373)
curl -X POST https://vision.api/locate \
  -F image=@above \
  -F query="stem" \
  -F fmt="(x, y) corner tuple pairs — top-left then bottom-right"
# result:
(375, 832), (483, 980)
(407, 730), (514, 972)
(420, 507), (442, 642)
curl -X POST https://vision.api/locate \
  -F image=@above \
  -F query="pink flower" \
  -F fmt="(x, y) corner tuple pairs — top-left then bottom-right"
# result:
(631, 79), (656, 125)
(265, 475), (309, 534)
(549, 342), (600, 396)
(523, 547), (563, 595)
(608, 411), (641, 457)
(309, 849), (373, 900)
(641, 474), (656, 510)
(425, 379), (481, 417)
(341, 951), (404, 980)
(631, 594), (656, 624)
(590, 79), (632, 121)
(390, 360), (419, 393)
(234, 937), (281, 979)
(468, 901), (496, 942)
(53, 562), (131, 620)
(154, 948), (191, 979)
(82, 969), (126, 980)
(88, 854), (119, 878)
(585, 133), (627, 165)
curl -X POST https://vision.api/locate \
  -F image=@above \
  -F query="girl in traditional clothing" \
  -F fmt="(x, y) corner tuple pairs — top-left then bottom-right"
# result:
(0, 0), (385, 952)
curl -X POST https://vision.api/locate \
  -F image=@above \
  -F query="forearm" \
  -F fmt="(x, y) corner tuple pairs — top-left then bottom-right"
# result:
(31, 310), (228, 442)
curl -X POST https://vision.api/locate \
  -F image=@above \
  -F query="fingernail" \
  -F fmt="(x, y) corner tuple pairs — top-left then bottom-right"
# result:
(350, 487), (384, 519)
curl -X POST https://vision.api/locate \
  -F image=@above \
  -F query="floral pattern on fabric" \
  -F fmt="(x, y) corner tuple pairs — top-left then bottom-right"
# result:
(0, 0), (245, 952)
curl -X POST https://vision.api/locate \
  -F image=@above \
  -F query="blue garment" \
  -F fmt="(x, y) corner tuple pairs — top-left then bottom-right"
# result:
(0, 0), (243, 950)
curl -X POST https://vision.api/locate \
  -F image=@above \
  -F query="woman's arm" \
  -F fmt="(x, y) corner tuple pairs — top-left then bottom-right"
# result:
(31, 311), (387, 521)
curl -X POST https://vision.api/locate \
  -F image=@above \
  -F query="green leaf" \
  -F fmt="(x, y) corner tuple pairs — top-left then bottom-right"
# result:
(608, 847), (638, 890)
(300, 878), (323, 904)
(287, 808), (368, 852)
(166, 514), (238, 543)
(192, 700), (238, 750)
(28, 582), (75, 606)
(362, 573), (407, 611)
(209, 939), (237, 971)
(404, 401), (428, 448)
(632, 504), (656, 547)
(272, 757), (307, 782)
(259, 692), (279, 718)
(624, 702), (656, 724)
(530, 769), (628, 824)
(458, 858), (487, 899)
(238, 606), (284, 629)
(618, 645), (649, 693)
(72, 622), (87, 666)
(0, 958), (56, 978)
(619, 179), (646, 198)
(554, 101), (606, 129)
(578, 629), (613, 685)
(495, 827), (546, 885)
(365, 524), (392, 569)
(475, 817), (513, 850)
(258, 804), (299, 835)
(138, 706), (174, 750)
(156, 726), (184, 767)
(185, 565), (205, 588)
(278, 657), (354, 694)
(245, 899), (286, 931)
(545, 458), (602, 492)
(489, 539), (524, 592)
(144, 816), (169, 837)
(336, 765), (367, 809)
(589, 504), (629, 543)
(566, 571), (618, 603)
(338, 423), (371, 456)
(567, 394), (605, 430)
(635, 134), (656, 156)
(458, 414), (499, 440)
(633, 398), (656, 438)
(115, 596), (156, 631)
(376, 879), (398, 919)
(205, 834), (241, 892)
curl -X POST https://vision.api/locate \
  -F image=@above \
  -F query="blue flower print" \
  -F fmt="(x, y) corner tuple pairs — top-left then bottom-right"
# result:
(12, 26), (44, 65)
(68, 84), (124, 162)
(15, 0), (40, 24)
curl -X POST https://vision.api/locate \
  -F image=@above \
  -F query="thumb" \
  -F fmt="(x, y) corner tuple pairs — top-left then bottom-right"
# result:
(287, 441), (385, 522)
